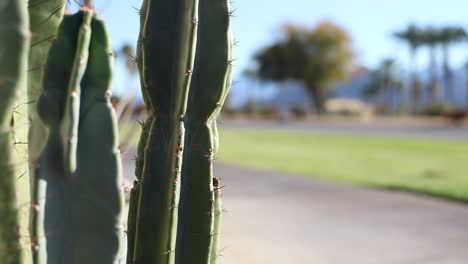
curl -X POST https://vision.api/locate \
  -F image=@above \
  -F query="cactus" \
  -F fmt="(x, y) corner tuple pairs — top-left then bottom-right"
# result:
(130, 0), (199, 262)
(210, 177), (223, 264)
(27, 1), (66, 262)
(0, 0), (30, 262)
(27, 0), (66, 160)
(35, 9), (124, 263)
(126, 0), (149, 260)
(129, 0), (233, 263)
(175, 0), (233, 262)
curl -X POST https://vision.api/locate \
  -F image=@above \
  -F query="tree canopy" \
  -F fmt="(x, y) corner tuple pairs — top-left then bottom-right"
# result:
(254, 20), (355, 112)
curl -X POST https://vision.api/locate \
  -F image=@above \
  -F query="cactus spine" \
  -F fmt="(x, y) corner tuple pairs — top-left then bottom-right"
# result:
(129, 0), (233, 262)
(0, 0), (30, 262)
(36, 9), (124, 263)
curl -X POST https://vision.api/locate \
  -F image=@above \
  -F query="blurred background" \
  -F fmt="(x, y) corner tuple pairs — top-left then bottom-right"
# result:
(70, 1), (468, 263)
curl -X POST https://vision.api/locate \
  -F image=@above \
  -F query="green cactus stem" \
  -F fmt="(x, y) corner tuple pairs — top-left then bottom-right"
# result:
(175, 0), (233, 262)
(27, 0), (66, 160)
(36, 9), (124, 263)
(131, 0), (199, 262)
(126, 1), (149, 262)
(210, 177), (223, 264)
(134, 0), (150, 184)
(60, 9), (92, 177)
(27, 2), (66, 262)
(0, 0), (30, 263)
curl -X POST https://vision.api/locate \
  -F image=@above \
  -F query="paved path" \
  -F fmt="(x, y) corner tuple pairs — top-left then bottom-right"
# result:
(223, 119), (468, 141)
(122, 152), (468, 264)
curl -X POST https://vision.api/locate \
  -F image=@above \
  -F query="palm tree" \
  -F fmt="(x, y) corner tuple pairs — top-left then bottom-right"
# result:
(421, 27), (441, 104)
(465, 61), (468, 110)
(439, 26), (466, 103)
(394, 24), (424, 112)
(363, 59), (402, 113)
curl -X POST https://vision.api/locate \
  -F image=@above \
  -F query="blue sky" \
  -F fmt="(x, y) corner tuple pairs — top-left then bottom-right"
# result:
(70, 0), (468, 94)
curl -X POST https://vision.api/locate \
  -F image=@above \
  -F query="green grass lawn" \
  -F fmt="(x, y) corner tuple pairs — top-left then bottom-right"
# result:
(218, 128), (468, 202)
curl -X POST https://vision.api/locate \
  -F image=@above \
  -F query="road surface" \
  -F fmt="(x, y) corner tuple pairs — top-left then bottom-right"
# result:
(122, 151), (468, 264)
(223, 118), (468, 141)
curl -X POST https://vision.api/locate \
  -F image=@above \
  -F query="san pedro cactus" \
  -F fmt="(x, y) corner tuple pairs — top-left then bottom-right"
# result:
(130, 0), (199, 262)
(176, 0), (233, 262)
(27, 1), (66, 262)
(128, 0), (233, 263)
(126, 1), (149, 262)
(0, 0), (30, 262)
(36, 9), (124, 263)
(27, 0), (66, 160)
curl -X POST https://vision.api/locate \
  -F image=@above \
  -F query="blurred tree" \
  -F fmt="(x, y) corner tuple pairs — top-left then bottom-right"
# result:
(439, 26), (466, 102)
(119, 44), (137, 76)
(363, 58), (403, 113)
(394, 24), (424, 112)
(255, 21), (355, 113)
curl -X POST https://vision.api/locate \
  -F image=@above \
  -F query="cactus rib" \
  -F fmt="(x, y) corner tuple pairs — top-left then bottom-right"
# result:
(210, 177), (223, 264)
(127, 1), (150, 260)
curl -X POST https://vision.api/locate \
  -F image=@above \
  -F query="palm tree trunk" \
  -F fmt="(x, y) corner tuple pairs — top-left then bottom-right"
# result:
(409, 48), (418, 113)
(442, 44), (453, 103)
(465, 65), (468, 111)
(429, 45), (438, 104)
(383, 80), (392, 114)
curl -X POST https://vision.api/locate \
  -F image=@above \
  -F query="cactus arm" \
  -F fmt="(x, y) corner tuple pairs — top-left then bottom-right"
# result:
(175, 0), (232, 262)
(36, 11), (88, 263)
(37, 10), (124, 263)
(70, 16), (124, 262)
(60, 10), (93, 177)
(210, 177), (223, 264)
(0, 0), (30, 262)
(132, 0), (199, 262)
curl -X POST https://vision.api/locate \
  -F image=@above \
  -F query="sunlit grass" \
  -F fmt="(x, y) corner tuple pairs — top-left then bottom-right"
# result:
(218, 128), (468, 202)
